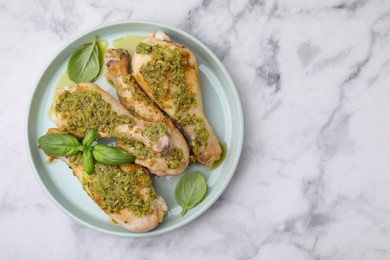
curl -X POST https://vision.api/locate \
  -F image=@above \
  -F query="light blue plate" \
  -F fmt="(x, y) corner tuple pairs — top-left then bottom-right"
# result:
(26, 21), (243, 237)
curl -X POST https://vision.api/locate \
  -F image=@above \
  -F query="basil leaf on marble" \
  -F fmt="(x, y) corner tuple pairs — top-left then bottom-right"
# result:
(174, 172), (208, 216)
(83, 147), (94, 174)
(92, 144), (136, 165)
(67, 35), (101, 83)
(82, 129), (98, 147)
(38, 134), (82, 156)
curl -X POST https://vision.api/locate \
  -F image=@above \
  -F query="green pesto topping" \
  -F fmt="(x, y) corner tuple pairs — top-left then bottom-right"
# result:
(136, 43), (209, 157)
(136, 43), (196, 110)
(55, 90), (133, 135)
(69, 153), (83, 165)
(167, 149), (185, 169)
(143, 122), (167, 142)
(192, 117), (209, 155)
(123, 74), (150, 104)
(120, 137), (156, 160)
(140, 59), (170, 102)
(83, 163), (156, 215)
(136, 42), (153, 55)
(175, 113), (209, 156)
(121, 74), (156, 121)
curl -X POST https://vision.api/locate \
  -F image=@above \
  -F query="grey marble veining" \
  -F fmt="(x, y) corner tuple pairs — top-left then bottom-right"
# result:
(2, 0), (390, 259)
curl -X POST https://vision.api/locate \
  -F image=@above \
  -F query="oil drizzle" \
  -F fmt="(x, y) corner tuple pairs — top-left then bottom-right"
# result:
(54, 69), (74, 90)
(211, 142), (227, 169)
(112, 35), (145, 56)
(97, 39), (108, 69)
(108, 216), (117, 224)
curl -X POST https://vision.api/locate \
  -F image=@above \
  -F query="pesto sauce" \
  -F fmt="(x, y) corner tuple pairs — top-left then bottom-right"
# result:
(120, 137), (156, 160)
(140, 59), (170, 102)
(136, 43), (209, 157)
(83, 163), (156, 215)
(55, 90), (133, 135)
(167, 149), (185, 169)
(122, 74), (157, 119)
(191, 117), (209, 155)
(70, 153), (83, 165)
(143, 122), (167, 142)
(136, 43), (195, 110)
(175, 113), (209, 156)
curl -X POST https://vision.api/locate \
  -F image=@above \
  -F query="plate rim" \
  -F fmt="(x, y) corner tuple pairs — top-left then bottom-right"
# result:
(25, 20), (244, 237)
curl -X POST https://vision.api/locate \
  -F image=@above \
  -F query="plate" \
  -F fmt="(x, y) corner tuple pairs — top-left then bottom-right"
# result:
(26, 21), (243, 237)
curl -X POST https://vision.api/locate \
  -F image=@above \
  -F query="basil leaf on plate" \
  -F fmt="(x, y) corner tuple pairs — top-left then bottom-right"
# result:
(82, 129), (98, 147)
(174, 172), (208, 216)
(83, 147), (94, 174)
(67, 35), (101, 83)
(92, 144), (136, 165)
(38, 134), (82, 156)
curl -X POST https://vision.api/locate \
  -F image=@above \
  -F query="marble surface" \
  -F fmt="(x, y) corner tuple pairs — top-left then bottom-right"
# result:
(2, 0), (390, 259)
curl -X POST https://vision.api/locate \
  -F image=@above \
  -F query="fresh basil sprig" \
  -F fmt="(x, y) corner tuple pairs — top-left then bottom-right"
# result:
(93, 144), (136, 165)
(174, 172), (208, 216)
(82, 129), (98, 146)
(67, 35), (101, 83)
(38, 129), (136, 175)
(83, 147), (94, 174)
(38, 134), (83, 156)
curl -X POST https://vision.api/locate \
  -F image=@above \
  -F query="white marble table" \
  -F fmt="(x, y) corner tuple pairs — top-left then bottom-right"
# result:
(2, 0), (390, 259)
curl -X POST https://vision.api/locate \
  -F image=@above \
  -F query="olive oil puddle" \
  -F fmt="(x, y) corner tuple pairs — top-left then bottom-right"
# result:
(105, 35), (144, 87)
(54, 69), (73, 90)
(112, 35), (144, 56)
(211, 142), (227, 169)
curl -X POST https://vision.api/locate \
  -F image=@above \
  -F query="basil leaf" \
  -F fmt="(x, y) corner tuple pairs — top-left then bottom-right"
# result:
(92, 144), (136, 165)
(174, 172), (208, 216)
(38, 134), (82, 156)
(82, 129), (98, 147)
(83, 147), (94, 174)
(67, 35), (100, 83)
